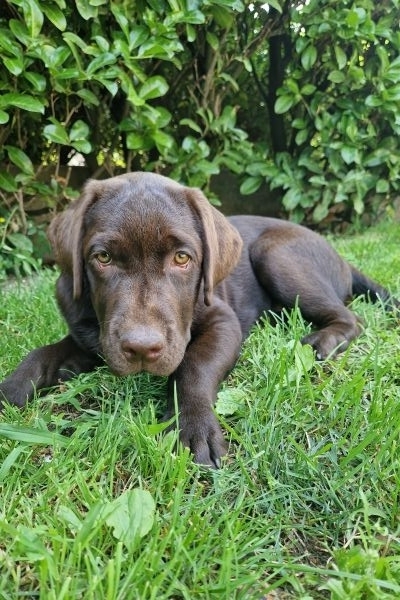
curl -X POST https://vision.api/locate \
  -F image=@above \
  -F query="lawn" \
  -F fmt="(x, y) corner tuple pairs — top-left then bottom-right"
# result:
(1, 220), (400, 599)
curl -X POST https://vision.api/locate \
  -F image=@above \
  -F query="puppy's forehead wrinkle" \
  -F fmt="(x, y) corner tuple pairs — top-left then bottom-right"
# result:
(85, 185), (191, 230)
(84, 192), (202, 260)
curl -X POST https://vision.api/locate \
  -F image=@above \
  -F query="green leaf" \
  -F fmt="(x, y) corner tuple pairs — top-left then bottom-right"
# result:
(71, 140), (92, 154)
(301, 45), (317, 71)
(147, 106), (171, 127)
(295, 128), (309, 145)
(348, 65), (365, 84)
(62, 32), (89, 52)
(152, 129), (175, 151)
(76, 89), (100, 106)
(365, 94), (382, 107)
(146, 0), (165, 12)
(179, 118), (202, 134)
(216, 388), (247, 416)
(126, 26), (149, 50)
(0, 93), (45, 113)
(86, 53), (117, 76)
(7, 232), (33, 253)
(240, 176), (263, 195)
(328, 70), (346, 84)
(94, 35), (109, 52)
(139, 76), (169, 100)
(96, 77), (118, 96)
(23, 0), (44, 38)
(110, 4), (129, 38)
(54, 68), (81, 81)
(75, 0), (98, 20)
(334, 46), (347, 70)
(0, 31), (22, 55)
(265, 0), (282, 12)
(193, 158), (219, 177)
(57, 505), (82, 532)
(9, 19), (30, 45)
(300, 84), (316, 96)
(363, 149), (390, 167)
(283, 187), (302, 210)
(69, 120), (90, 141)
(210, 5), (233, 28)
(376, 179), (389, 193)
(104, 489), (155, 551)
(206, 31), (219, 51)
(5, 146), (34, 175)
(43, 122), (70, 145)
(274, 94), (294, 114)
(42, 4), (67, 30)
(23, 72), (47, 92)
(126, 132), (147, 150)
(383, 86), (400, 101)
(312, 202), (329, 222)
(341, 145), (359, 165)
(137, 42), (179, 60)
(376, 45), (390, 72)
(346, 10), (357, 28)
(45, 46), (71, 69)
(185, 9), (205, 24)
(0, 423), (68, 446)
(0, 110), (9, 124)
(245, 161), (271, 177)
(151, 129), (174, 152)
(385, 56), (400, 83)
(292, 118), (307, 129)
(353, 195), (364, 214)
(3, 56), (24, 76)
(0, 171), (17, 191)
(219, 72), (239, 92)
(293, 341), (315, 376)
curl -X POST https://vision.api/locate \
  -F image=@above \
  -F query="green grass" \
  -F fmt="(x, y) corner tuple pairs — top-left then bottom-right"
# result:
(1, 221), (400, 599)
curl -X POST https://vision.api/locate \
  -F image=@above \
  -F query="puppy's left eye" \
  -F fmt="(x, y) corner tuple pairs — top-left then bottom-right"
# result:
(174, 251), (191, 266)
(95, 251), (112, 265)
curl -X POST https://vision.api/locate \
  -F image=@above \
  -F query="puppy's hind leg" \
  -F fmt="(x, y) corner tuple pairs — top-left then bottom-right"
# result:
(249, 231), (363, 359)
(299, 305), (362, 359)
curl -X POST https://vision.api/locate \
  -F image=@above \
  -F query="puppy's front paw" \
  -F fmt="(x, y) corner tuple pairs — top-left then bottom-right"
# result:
(164, 410), (228, 468)
(301, 330), (349, 360)
(0, 381), (28, 409)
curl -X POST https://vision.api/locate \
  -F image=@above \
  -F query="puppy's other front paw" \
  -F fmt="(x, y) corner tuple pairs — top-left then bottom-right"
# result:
(164, 410), (228, 468)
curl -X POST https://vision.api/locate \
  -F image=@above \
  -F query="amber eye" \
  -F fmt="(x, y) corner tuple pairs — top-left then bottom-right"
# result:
(95, 251), (112, 265)
(174, 251), (190, 266)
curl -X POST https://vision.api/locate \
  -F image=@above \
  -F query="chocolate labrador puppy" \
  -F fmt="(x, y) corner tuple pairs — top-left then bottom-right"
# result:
(0, 172), (397, 466)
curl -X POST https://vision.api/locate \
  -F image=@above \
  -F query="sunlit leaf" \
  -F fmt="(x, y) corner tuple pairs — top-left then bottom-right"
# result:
(104, 489), (156, 551)
(0, 93), (45, 113)
(5, 146), (34, 174)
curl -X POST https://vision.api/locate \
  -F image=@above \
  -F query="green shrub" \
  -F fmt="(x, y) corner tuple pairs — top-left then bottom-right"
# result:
(241, 0), (400, 223)
(1, 0), (399, 259)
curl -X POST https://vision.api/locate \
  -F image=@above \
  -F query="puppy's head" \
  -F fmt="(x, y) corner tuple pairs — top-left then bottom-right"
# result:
(48, 172), (242, 305)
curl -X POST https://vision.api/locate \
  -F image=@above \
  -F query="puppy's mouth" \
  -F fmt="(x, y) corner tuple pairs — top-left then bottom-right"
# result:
(106, 355), (179, 378)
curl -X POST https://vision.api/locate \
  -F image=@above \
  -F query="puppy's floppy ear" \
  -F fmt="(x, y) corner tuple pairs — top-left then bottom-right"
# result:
(185, 188), (243, 305)
(47, 179), (102, 299)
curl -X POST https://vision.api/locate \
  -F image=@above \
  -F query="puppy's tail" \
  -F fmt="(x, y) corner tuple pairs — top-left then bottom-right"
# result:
(351, 266), (400, 310)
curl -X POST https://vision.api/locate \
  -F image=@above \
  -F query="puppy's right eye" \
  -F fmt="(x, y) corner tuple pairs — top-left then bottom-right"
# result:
(174, 251), (191, 266)
(95, 251), (112, 265)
